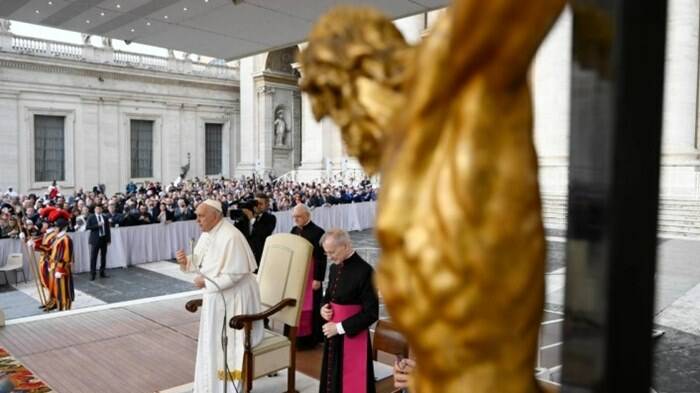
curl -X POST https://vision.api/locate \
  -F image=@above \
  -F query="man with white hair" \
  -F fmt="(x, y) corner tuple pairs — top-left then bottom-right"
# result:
(176, 199), (263, 392)
(319, 228), (379, 393)
(290, 204), (327, 349)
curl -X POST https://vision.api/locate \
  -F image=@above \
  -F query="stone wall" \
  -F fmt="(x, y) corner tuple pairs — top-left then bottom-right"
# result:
(0, 47), (239, 195)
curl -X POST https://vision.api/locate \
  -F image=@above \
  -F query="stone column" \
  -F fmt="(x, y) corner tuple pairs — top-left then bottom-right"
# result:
(0, 91), (19, 192)
(255, 84), (275, 170)
(662, 0), (699, 158)
(658, 0), (700, 197)
(165, 103), (183, 183)
(292, 90), (302, 168)
(532, 5), (572, 195)
(238, 56), (256, 174)
(79, 97), (100, 187)
(228, 105), (240, 177)
(182, 105), (198, 177)
(296, 91), (327, 180)
(98, 98), (120, 193)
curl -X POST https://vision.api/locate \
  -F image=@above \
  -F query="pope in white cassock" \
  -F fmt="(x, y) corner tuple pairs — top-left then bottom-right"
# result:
(176, 199), (263, 393)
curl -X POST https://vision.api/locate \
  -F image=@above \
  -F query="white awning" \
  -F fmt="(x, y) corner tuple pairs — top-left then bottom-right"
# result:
(0, 0), (448, 60)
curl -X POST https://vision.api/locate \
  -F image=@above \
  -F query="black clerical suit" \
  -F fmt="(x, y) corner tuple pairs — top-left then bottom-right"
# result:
(249, 211), (276, 266)
(291, 220), (327, 347)
(86, 213), (111, 279)
(319, 252), (378, 393)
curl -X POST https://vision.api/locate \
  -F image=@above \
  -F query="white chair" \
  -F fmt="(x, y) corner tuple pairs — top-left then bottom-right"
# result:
(0, 253), (25, 286)
(187, 233), (313, 393)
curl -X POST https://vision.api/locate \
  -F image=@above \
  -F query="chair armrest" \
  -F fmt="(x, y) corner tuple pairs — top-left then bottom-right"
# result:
(185, 298), (203, 313)
(229, 298), (297, 329)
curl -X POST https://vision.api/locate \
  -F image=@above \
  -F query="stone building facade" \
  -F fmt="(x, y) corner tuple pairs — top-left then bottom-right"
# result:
(2, 3), (700, 236)
(0, 27), (239, 195)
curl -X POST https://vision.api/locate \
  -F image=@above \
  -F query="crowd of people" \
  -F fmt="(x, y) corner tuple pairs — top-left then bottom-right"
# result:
(0, 176), (377, 239)
(0, 178), (422, 392)
(1, 177), (419, 391)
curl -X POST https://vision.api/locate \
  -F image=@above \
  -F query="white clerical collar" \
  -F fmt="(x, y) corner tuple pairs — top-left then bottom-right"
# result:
(206, 218), (225, 235)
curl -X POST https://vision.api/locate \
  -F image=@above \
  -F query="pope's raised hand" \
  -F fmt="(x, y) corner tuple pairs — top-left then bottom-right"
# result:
(175, 249), (188, 267)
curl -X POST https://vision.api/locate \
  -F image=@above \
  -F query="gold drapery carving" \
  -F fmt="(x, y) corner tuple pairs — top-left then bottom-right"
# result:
(300, 1), (566, 391)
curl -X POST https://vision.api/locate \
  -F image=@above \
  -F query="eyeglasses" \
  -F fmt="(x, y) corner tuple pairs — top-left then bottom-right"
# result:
(323, 244), (347, 257)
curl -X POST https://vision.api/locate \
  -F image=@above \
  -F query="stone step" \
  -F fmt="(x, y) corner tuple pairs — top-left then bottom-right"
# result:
(658, 223), (700, 232)
(658, 231), (700, 240)
(542, 206), (567, 212)
(544, 199), (700, 210)
(540, 194), (700, 238)
(542, 210), (567, 216)
(660, 211), (700, 218)
(542, 213), (566, 220)
(659, 216), (700, 226)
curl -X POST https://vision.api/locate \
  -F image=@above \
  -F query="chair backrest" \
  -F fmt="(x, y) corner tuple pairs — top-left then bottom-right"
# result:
(5, 253), (23, 270)
(373, 319), (409, 360)
(257, 233), (313, 327)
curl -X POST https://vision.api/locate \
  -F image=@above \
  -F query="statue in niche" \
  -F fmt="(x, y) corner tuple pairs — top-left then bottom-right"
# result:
(180, 152), (191, 179)
(0, 19), (11, 34)
(273, 107), (290, 147)
(81, 33), (92, 45)
(101, 36), (113, 48)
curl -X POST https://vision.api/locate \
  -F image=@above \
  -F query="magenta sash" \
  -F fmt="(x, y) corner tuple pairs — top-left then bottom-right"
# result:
(298, 257), (315, 336)
(331, 303), (368, 393)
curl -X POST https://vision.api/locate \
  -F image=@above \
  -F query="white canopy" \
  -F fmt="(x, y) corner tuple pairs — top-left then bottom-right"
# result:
(0, 0), (448, 59)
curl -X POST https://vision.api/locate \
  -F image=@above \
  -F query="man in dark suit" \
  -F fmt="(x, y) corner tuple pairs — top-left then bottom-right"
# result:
(86, 204), (111, 281)
(290, 203), (327, 348)
(232, 200), (256, 239)
(146, 199), (160, 223)
(104, 202), (123, 227)
(248, 194), (276, 267)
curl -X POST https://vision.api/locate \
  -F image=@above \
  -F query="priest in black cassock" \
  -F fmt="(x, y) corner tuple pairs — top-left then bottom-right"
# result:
(290, 204), (327, 348)
(319, 229), (379, 393)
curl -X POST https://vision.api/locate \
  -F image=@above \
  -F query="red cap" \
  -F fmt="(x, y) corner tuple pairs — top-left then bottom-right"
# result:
(48, 209), (71, 223)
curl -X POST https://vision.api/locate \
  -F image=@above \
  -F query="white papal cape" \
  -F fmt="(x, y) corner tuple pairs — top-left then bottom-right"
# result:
(183, 219), (264, 393)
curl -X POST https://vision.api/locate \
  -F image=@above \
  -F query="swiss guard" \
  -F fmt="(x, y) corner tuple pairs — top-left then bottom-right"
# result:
(31, 206), (60, 311)
(47, 209), (74, 311)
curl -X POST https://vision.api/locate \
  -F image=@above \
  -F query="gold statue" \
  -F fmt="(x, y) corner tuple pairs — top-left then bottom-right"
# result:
(300, 1), (566, 392)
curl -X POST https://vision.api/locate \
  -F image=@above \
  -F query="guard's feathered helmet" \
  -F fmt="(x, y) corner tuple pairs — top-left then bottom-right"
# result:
(38, 206), (57, 226)
(48, 209), (71, 229)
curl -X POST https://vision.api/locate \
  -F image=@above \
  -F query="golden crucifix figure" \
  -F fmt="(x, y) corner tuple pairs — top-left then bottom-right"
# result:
(300, 1), (566, 392)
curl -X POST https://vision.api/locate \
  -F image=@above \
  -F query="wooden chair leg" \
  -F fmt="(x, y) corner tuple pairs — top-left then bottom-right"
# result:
(243, 352), (252, 393)
(286, 326), (299, 393)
